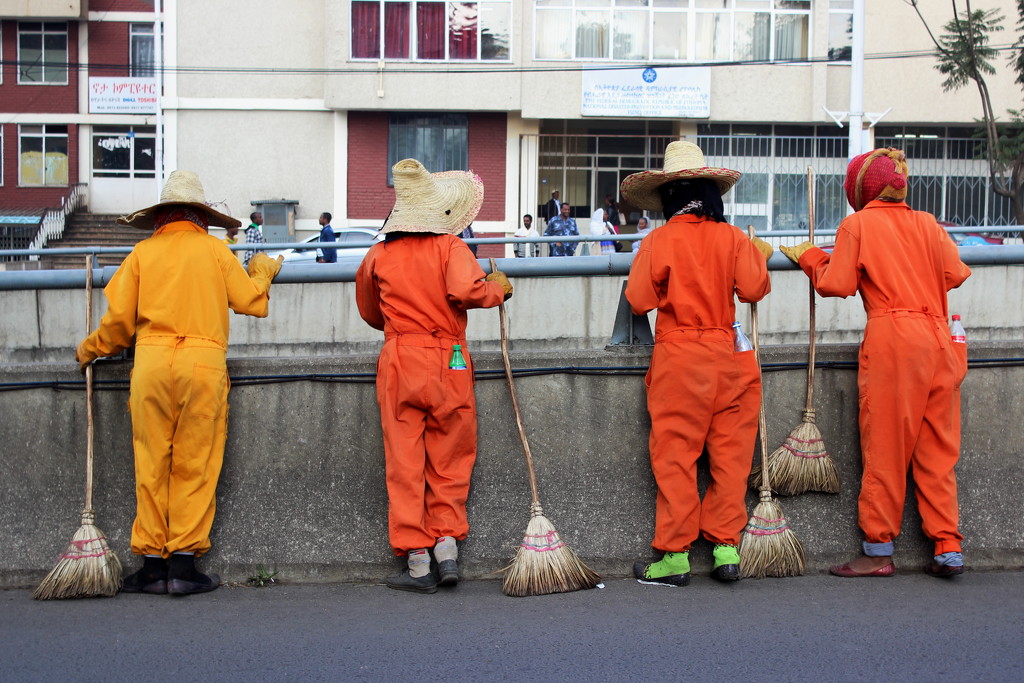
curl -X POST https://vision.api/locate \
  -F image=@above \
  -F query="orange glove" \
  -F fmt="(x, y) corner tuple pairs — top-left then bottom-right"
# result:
(751, 236), (774, 261)
(780, 241), (816, 264)
(485, 270), (513, 301)
(75, 340), (94, 374)
(248, 253), (284, 281)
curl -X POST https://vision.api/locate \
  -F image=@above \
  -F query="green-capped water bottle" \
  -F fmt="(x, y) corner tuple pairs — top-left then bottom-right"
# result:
(449, 344), (467, 370)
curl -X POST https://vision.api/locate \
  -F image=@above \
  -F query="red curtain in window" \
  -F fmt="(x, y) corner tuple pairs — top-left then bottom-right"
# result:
(449, 2), (477, 60)
(384, 2), (410, 59)
(352, 2), (381, 58)
(417, 2), (445, 59)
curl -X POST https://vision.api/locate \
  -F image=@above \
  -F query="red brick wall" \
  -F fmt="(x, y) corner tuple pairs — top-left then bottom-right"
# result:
(467, 113), (506, 222)
(88, 21), (130, 77)
(347, 112), (508, 226)
(90, 0), (155, 11)
(0, 20), (80, 114)
(0, 123), (80, 210)
(347, 112), (394, 221)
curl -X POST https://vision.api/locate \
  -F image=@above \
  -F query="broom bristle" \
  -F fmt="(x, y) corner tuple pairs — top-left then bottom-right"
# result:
(33, 521), (123, 600)
(739, 490), (805, 579)
(749, 413), (841, 496)
(502, 510), (602, 597)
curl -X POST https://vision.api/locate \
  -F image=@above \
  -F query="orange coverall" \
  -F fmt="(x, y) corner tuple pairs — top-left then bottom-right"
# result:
(626, 214), (771, 552)
(77, 221), (277, 558)
(796, 200), (971, 555)
(355, 234), (505, 555)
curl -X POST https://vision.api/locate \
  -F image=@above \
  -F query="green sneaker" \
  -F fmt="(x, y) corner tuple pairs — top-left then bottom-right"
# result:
(634, 551), (690, 587)
(711, 544), (740, 582)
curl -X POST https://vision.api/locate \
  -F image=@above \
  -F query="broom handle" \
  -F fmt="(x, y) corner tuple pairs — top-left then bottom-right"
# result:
(805, 166), (817, 412)
(747, 227), (772, 492)
(84, 254), (95, 514)
(490, 259), (542, 506)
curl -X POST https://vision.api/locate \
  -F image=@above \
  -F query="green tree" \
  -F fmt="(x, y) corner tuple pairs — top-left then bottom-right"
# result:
(908, 0), (1024, 227)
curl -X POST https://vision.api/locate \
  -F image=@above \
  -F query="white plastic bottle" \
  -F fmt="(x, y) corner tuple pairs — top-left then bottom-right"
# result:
(733, 321), (754, 352)
(950, 314), (966, 344)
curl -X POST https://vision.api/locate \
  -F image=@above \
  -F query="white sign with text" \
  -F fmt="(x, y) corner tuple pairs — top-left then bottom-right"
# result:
(88, 77), (159, 114)
(582, 67), (711, 118)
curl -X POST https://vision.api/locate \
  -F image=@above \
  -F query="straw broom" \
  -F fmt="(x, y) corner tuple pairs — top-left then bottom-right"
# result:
(34, 255), (123, 599)
(738, 229), (805, 579)
(749, 167), (840, 496)
(491, 259), (601, 597)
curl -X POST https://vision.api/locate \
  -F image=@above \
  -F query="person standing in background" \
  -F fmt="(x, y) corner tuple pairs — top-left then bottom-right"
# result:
(317, 212), (337, 263)
(514, 214), (538, 258)
(243, 211), (265, 267)
(544, 202), (578, 257)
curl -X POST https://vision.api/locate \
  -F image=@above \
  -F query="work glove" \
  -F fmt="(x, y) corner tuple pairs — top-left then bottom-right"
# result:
(247, 253), (284, 281)
(780, 241), (816, 264)
(751, 236), (774, 261)
(75, 341), (94, 375)
(485, 270), (514, 301)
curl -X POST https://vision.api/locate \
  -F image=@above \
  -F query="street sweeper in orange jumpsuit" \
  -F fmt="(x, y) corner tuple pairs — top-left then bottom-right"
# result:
(622, 141), (773, 586)
(780, 148), (971, 578)
(76, 170), (283, 596)
(355, 158), (512, 593)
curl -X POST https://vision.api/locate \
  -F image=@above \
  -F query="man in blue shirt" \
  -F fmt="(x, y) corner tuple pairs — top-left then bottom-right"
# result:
(544, 202), (578, 257)
(317, 212), (337, 263)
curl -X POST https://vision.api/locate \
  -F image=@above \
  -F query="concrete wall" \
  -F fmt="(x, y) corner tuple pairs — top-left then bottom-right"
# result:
(3, 263), (1023, 363)
(2, 341), (1022, 588)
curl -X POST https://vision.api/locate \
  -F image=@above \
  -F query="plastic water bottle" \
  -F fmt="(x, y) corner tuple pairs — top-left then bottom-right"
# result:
(449, 344), (468, 370)
(733, 321), (754, 352)
(950, 315), (966, 344)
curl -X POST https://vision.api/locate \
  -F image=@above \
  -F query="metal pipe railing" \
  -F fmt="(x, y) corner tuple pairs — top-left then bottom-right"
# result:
(2, 245), (1023, 291)
(3, 223), (1023, 260)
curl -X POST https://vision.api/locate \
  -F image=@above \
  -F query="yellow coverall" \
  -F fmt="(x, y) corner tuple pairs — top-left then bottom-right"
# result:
(77, 221), (278, 558)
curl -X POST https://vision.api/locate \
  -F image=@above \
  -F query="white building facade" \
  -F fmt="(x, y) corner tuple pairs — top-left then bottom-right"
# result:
(145, 0), (1020, 245)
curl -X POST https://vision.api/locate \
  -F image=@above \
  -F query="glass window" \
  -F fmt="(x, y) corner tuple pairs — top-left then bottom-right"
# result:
(652, 10), (686, 60)
(387, 114), (469, 184)
(130, 24), (155, 77)
(352, 0), (511, 60)
(535, 0), (809, 60)
(93, 126), (156, 179)
(19, 125), (69, 186)
(18, 22), (68, 84)
(828, 1), (853, 62)
(734, 12), (770, 62)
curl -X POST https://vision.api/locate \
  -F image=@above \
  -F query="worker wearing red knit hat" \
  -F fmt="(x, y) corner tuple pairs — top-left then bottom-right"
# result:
(781, 148), (971, 578)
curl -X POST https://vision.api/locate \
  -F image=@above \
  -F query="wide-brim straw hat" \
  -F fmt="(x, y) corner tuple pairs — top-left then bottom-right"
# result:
(619, 141), (741, 211)
(117, 170), (241, 230)
(382, 159), (484, 235)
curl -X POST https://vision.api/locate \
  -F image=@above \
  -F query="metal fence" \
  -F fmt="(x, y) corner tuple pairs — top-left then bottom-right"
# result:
(528, 133), (1015, 235)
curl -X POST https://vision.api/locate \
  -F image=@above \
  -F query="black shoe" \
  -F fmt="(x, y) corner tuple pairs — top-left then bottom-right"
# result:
(121, 556), (168, 595)
(437, 559), (459, 587)
(386, 569), (438, 594)
(633, 561), (690, 587)
(924, 561), (964, 578)
(167, 553), (220, 596)
(710, 564), (740, 582)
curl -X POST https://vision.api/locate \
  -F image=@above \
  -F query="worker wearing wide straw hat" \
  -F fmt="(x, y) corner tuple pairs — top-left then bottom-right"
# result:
(76, 170), (284, 596)
(355, 158), (513, 593)
(622, 140), (773, 586)
(781, 148), (971, 578)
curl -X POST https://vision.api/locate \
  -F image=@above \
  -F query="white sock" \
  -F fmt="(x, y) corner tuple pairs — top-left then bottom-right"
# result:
(434, 536), (458, 563)
(408, 549), (431, 578)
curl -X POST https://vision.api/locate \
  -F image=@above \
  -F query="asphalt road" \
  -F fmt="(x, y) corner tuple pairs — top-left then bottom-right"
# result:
(3, 572), (1021, 682)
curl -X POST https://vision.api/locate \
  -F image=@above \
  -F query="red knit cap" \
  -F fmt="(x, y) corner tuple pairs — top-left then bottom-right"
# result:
(844, 148), (909, 211)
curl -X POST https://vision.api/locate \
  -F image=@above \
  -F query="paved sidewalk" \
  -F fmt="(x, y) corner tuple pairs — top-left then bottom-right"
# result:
(3, 572), (1022, 682)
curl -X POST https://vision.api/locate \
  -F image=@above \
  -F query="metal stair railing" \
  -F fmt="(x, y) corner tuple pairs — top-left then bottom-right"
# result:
(28, 183), (89, 260)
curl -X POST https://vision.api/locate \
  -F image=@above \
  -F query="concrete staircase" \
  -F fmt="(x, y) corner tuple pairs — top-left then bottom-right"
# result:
(44, 213), (147, 269)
